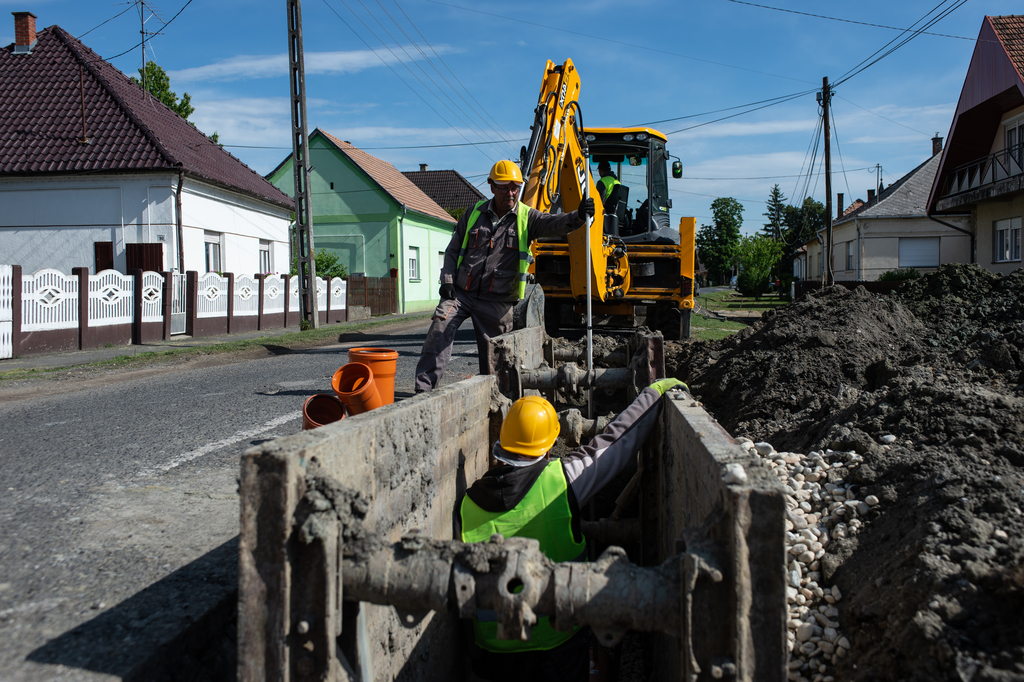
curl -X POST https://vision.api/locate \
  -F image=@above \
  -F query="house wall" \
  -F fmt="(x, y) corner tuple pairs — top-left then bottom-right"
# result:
(0, 174), (290, 276)
(991, 103), (1024, 154)
(398, 212), (455, 313)
(976, 193), (1024, 275)
(828, 217), (971, 281)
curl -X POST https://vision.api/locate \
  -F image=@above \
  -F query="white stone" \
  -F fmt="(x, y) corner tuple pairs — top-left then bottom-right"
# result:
(880, 434), (896, 444)
(754, 442), (774, 456)
(799, 551), (816, 564)
(797, 622), (814, 642)
(790, 543), (808, 555)
(994, 529), (1008, 540)
(865, 495), (879, 506)
(824, 627), (838, 643)
(818, 640), (835, 655)
(857, 501), (871, 516)
(838, 637), (850, 650)
(723, 462), (748, 485)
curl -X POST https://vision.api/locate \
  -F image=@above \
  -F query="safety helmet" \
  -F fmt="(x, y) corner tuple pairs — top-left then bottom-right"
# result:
(488, 160), (524, 185)
(499, 396), (560, 457)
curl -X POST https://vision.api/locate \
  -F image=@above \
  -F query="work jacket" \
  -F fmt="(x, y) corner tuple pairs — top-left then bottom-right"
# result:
(440, 199), (580, 302)
(598, 174), (621, 202)
(457, 387), (664, 651)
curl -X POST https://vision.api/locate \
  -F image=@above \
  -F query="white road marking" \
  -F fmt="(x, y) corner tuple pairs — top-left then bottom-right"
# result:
(152, 411), (301, 473)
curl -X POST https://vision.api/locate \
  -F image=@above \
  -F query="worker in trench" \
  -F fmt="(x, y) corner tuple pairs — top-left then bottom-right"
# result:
(413, 160), (594, 393)
(458, 377), (687, 682)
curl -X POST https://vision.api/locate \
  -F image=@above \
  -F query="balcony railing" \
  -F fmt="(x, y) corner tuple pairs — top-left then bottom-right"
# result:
(942, 143), (1024, 198)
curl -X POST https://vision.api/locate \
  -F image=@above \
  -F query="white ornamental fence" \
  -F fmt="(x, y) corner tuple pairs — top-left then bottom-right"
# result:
(263, 274), (285, 315)
(316, 277), (327, 312)
(22, 268), (78, 332)
(288, 276), (300, 313)
(330, 277), (347, 311)
(196, 272), (229, 319)
(235, 274), (259, 317)
(88, 269), (134, 327)
(140, 271), (165, 324)
(0, 265), (12, 359)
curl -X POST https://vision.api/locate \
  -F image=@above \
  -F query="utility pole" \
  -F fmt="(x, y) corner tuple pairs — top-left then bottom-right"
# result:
(136, 1), (164, 95)
(821, 76), (834, 287)
(286, 0), (318, 329)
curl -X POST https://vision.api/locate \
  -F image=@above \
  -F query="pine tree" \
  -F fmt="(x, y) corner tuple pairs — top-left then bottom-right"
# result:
(762, 184), (787, 241)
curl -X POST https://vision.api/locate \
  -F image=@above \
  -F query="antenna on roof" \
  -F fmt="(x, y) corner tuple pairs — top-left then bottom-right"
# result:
(135, 0), (166, 96)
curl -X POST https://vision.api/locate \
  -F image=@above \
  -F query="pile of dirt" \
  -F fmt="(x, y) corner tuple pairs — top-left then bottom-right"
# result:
(666, 264), (1024, 682)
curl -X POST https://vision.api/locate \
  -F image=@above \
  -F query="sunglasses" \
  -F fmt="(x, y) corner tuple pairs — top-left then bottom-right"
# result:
(493, 183), (522, 194)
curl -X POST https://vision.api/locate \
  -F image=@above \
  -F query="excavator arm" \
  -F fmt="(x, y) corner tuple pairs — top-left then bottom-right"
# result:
(519, 59), (627, 302)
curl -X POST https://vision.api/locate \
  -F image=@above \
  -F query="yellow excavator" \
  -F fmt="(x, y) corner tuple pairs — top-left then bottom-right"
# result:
(517, 58), (696, 340)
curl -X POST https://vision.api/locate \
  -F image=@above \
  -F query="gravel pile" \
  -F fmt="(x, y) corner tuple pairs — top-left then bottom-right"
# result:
(666, 264), (1024, 681)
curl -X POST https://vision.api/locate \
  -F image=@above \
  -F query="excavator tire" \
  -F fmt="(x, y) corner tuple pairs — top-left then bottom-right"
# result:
(512, 283), (545, 331)
(655, 301), (689, 341)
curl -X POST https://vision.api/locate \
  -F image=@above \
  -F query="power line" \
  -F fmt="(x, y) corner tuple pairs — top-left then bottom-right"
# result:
(830, 107), (853, 200)
(100, 0), (193, 61)
(424, 0), (815, 85)
(722, 0), (975, 40)
(682, 166), (875, 181)
(77, 3), (135, 39)
(664, 89), (815, 136)
(223, 137), (528, 151)
(633, 90), (814, 128)
(835, 95), (931, 136)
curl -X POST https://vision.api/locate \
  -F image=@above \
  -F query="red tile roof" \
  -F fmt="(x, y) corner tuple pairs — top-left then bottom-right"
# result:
(401, 169), (485, 213)
(0, 25), (293, 209)
(990, 15), (1024, 79)
(317, 131), (455, 224)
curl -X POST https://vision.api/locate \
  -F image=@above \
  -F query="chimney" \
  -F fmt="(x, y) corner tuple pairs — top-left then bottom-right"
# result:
(419, 164), (428, 172)
(13, 11), (37, 54)
(867, 189), (876, 202)
(837, 193), (844, 218)
(932, 133), (943, 156)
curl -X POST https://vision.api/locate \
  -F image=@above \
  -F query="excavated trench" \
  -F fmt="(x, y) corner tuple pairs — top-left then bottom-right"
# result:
(664, 264), (1024, 682)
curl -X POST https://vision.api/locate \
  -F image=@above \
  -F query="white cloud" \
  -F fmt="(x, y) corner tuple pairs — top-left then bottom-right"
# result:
(169, 46), (455, 83)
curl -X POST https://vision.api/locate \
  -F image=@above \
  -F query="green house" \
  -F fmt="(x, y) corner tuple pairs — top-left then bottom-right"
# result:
(267, 129), (457, 313)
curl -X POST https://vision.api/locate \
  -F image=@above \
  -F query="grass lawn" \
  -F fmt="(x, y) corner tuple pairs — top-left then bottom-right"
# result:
(687, 288), (791, 342)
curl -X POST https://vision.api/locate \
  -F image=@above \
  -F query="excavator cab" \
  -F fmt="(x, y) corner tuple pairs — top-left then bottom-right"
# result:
(586, 128), (677, 245)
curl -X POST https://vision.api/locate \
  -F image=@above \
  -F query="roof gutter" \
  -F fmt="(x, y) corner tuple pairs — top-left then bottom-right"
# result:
(927, 213), (974, 264)
(176, 167), (185, 272)
(398, 204), (407, 314)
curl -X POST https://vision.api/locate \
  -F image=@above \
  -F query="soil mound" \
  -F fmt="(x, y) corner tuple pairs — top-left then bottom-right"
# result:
(666, 264), (1024, 681)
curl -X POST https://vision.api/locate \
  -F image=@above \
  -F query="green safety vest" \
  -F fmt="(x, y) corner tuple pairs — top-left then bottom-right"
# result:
(598, 175), (620, 201)
(458, 199), (531, 299)
(460, 460), (587, 652)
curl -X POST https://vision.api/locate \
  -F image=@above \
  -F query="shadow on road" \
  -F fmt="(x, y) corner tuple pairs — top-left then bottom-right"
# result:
(28, 537), (239, 681)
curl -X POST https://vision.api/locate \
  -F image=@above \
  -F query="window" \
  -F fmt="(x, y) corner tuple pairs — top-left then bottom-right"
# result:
(846, 241), (854, 271)
(259, 240), (272, 273)
(407, 246), (419, 280)
(898, 237), (939, 268)
(204, 231), (222, 273)
(1006, 114), (1024, 166)
(438, 251), (445, 273)
(994, 218), (1022, 263)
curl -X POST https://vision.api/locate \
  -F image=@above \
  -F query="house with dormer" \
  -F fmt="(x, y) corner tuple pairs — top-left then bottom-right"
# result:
(0, 12), (293, 276)
(929, 15), (1024, 273)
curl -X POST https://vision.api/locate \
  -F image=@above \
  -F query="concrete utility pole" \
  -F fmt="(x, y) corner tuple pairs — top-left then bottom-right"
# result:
(821, 77), (834, 287)
(286, 0), (319, 329)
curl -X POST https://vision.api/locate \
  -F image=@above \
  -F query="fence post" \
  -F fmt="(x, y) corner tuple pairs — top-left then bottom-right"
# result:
(161, 272), (173, 340)
(256, 274), (266, 331)
(344, 277), (350, 322)
(72, 267), (89, 350)
(186, 271), (198, 337)
(283, 274), (291, 327)
(130, 269), (143, 345)
(226, 272), (235, 335)
(11, 265), (22, 358)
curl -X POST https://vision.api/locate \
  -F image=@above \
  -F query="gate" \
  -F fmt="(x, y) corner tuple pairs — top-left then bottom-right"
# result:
(0, 265), (12, 359)
(170, 272), (186, 335)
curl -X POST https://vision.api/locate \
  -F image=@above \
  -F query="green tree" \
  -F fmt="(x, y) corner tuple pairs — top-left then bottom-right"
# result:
(131, 61), (194, 120)
(291, 249), (348, 280)
(447, 206), (467, 221)
(695, 197), (743, 284)
(781, 196), (826, 249)
(762, 184), (787, 241)
(736, 234), (784, 299)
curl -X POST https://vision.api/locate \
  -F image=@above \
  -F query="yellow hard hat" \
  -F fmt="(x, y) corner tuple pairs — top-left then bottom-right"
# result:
(500, 396), (559, 457)
(488, 160), (524, 185)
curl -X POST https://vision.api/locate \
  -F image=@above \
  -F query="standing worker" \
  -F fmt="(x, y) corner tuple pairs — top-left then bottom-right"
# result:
(459, 377), (688, 681)
(596, 160), (620, 203)
(414, 160), (594, 393)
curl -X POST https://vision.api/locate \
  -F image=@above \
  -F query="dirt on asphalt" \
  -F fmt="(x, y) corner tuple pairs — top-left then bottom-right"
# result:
(665, 264), (1024, 682)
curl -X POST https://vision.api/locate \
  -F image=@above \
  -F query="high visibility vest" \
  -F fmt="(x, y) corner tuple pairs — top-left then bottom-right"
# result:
(457, 199), (531, 299)
(460, 460), (587, 652)
(598, 175), (620, 201)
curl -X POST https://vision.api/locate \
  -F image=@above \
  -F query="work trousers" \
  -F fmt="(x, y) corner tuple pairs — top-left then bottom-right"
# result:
(414, 290), (514, 393)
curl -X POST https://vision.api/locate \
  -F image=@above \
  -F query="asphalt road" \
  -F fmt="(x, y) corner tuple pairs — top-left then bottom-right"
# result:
(0, 316), (479, 680)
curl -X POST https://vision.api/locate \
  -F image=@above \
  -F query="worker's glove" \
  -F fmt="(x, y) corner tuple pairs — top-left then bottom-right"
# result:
(650, 377), (688, 396)
(576, 197), (595, 224)
(439, 283), (456, 301)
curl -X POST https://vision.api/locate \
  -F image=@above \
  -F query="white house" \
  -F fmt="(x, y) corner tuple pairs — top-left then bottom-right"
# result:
(0, 13), (293, 276)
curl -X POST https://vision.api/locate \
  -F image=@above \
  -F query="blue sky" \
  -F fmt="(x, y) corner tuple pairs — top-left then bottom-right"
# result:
(5, 0), (1020, 232)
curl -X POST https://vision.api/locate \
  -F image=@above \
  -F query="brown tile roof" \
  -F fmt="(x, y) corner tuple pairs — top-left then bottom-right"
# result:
(316, 131), (455, 224)
(0, 25), (293, 209)
(990, 15), (1024, 78)
(401, 169), (485, 213)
